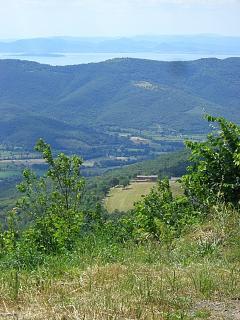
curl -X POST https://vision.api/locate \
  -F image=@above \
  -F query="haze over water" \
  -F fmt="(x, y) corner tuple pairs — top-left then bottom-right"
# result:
(0, 52), (239, 66)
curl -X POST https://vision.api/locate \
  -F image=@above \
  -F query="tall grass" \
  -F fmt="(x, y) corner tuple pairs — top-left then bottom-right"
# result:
(0, 205), (239, 319)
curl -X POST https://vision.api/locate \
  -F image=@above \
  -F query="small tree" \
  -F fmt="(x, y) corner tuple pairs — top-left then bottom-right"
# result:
(133, 179), (197, 242)
(17, 139), (85, 253)
(120, 177), (129, 189)
(182, 115), (240, 205)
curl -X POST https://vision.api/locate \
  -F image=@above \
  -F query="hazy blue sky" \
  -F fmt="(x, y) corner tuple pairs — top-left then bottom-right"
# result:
(1, 0), (240, 39)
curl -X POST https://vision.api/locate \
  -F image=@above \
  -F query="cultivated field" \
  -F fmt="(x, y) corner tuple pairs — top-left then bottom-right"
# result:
(105, 182), (156, 212)
(105, 180), (183, 213)
(0, 159), (45, 165)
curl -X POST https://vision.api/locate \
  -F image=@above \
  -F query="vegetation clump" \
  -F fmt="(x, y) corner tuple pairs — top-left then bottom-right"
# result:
(183, 115), (240, 205)
(132, 115), (240, 243)
(2, 139), (85, 256)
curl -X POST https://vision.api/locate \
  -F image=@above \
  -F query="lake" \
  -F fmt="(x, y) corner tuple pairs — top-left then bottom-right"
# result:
(0, 52), (239, 65)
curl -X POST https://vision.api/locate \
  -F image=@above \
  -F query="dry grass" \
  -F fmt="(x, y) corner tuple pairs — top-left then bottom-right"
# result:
(0, 205), (239, 320)
(0, 251), (239, 319)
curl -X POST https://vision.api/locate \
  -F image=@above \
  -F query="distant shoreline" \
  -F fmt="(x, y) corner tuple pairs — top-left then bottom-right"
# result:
(0, 52), (239, 66)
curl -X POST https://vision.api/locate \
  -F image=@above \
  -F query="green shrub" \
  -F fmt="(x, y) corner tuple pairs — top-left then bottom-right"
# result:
(15, 139), (85, 253)
(182, 115), (240, 206)
(133, 178), (200, 242)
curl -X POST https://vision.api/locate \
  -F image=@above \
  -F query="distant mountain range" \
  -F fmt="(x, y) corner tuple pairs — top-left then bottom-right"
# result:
(0, 35), (240, 55)
(0, 57), (240, 153)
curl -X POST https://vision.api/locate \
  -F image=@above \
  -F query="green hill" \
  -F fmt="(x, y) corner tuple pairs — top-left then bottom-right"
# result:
(0, 58), (240, 154)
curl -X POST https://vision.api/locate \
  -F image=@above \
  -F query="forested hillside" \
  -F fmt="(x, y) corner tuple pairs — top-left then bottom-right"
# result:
(0, 58), (240, 154)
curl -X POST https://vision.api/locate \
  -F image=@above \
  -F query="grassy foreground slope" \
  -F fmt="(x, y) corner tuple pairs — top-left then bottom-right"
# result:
(0, 205), (239, 319)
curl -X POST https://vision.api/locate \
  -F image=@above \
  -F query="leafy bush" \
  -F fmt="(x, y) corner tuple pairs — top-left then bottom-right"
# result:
(182, 115), (240, 206)
(133, 179), (199, 242)
(15, 139), (85, 253)
(133, 115), (240, 242)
